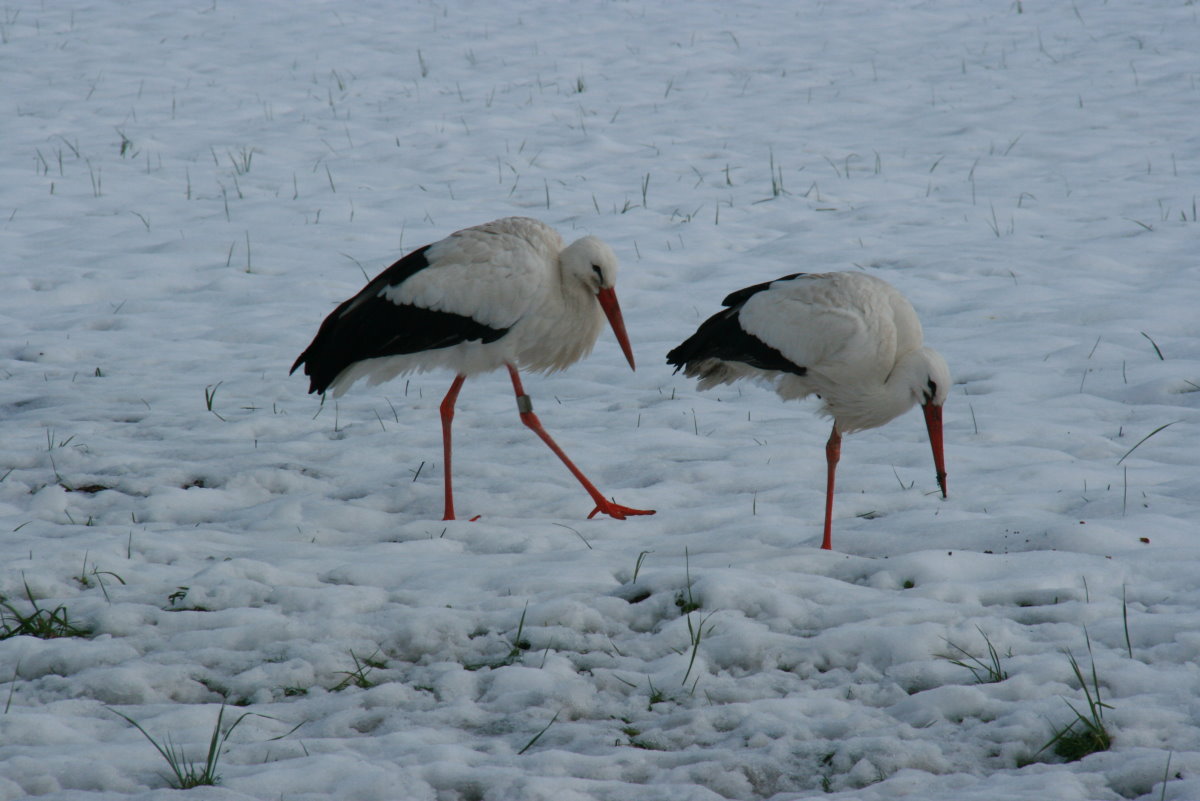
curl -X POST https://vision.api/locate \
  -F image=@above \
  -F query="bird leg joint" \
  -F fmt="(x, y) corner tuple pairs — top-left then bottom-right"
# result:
(516, 394), (534, 414)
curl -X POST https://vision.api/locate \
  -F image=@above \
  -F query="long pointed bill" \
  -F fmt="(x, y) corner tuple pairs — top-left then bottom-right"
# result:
(922, 402), (947, 498)
(596, 287), (636, 371)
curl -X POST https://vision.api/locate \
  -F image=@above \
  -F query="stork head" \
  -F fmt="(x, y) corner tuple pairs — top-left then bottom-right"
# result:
(915, 348), (951, 498)
(562, 236), (636, 370)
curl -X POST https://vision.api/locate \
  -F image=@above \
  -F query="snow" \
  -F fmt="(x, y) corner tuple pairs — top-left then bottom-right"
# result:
(2, 1), (1199, 798)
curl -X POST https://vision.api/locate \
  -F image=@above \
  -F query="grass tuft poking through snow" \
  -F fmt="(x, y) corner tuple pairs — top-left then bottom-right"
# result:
(109, 702), (256, 789)
(1039, 641), (1114, 763)
(0, 580), (91, 641)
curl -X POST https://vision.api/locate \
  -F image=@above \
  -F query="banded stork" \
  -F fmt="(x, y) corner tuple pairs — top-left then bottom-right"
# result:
(667, 271), (948, 551)
(292, 217), (654, 522)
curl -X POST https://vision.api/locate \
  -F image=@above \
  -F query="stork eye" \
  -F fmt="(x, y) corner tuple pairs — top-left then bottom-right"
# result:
(924, 378), (938, 403)
(591, 264), (603, 279)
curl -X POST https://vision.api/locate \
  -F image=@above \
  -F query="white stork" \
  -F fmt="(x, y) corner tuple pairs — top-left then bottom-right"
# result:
(292, 217), (655, 522)
(667, 271), (948, 551)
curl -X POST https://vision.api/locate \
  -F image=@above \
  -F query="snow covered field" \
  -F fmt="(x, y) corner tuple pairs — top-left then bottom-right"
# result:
(2, 1), (1199, 798)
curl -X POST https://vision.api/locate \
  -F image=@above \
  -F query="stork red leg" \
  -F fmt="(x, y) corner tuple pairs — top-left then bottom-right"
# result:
(439, 374), (467, 521)
(506, 364), (654, 520)
(822, 425), (842, 551)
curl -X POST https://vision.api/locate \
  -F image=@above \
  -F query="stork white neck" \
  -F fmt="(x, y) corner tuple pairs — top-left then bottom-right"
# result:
(824, 346), (950, 433)
(514, 234), (620, 373)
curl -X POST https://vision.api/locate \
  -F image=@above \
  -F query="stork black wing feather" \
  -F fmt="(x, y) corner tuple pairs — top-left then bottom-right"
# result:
(667, 273), (807, 377)
(292, 245), (509, 394)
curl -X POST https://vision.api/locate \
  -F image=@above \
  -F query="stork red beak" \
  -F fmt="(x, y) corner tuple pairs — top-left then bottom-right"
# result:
(922, 402), (947, 498)
(597, 287), (636, 371)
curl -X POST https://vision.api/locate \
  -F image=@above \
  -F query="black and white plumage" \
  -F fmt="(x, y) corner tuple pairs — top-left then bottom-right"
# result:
(668, 271), (949, 551)
(292, 217), (654, 522)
